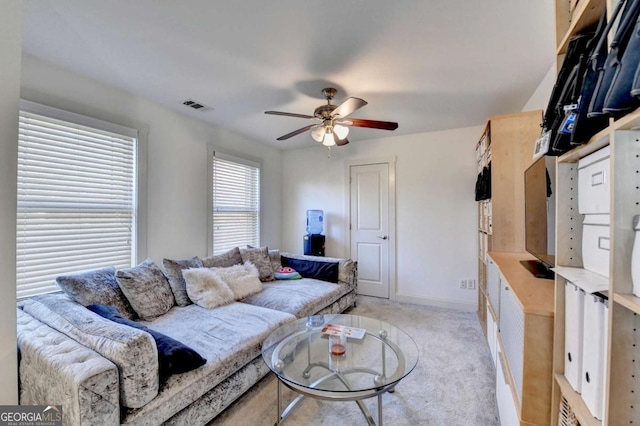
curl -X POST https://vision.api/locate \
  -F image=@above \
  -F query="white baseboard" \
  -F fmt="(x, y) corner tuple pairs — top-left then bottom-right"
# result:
(394, 293), (476, 312)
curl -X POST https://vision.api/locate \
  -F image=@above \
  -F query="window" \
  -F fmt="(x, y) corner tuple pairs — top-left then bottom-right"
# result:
(210, 151), (260, 255)
(16, 101), (139, 298)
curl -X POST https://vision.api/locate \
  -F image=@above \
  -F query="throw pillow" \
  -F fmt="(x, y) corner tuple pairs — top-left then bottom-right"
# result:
(56, 266), (137, 319)
(211, 262), (263, 300)
(87, 304), (206, 383)
(116, 258), (176, 321)
(274, 266), (302, 280)
(281, 256), (339, 283)
(269, 249), (283, 272)
(182, 268), (235, 309)
(161, 257), (203, 306)
(200, 247), (243, 268)
(240, 246), (274, 282)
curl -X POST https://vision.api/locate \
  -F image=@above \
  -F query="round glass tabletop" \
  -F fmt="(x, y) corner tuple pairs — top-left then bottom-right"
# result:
(262, 314), (419, 398)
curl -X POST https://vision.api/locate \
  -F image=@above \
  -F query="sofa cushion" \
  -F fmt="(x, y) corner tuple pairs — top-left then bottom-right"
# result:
(55, 266), (137, 319)
(281, 256), (339, 283)
(123, 302), (295, 425)
(241, 278), (349, 318)
(116, 258), (175, 320)
(21, 294), (159, 408)
(240, 246), (274, 282)
(162, 257), (203, 307)
(212, 262), (263, 300)
(87, 304), (206, 383)
(183, 268), (235, 309)
(200, 247), (243, 268)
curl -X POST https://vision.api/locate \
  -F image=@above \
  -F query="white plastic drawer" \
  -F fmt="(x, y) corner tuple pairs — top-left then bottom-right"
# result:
(496, 351), (519, 426)
(578, 146), (610, 215)
(582, 214), (610, 278)
(487, 257), (500, 317)
(487, 304), (498, 369)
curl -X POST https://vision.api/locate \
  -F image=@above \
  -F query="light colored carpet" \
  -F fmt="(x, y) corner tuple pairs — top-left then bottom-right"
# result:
(211, 296), (499, 425)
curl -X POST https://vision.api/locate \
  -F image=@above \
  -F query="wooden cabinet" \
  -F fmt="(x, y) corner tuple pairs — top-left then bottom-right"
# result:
(475, 111), (554, 425)
(488, 252), (555, 426)
(551, 1), (640, 424)
(476, 111), (544, 337)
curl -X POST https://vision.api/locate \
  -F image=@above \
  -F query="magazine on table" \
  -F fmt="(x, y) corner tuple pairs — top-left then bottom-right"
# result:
(321, 323), (366, 340)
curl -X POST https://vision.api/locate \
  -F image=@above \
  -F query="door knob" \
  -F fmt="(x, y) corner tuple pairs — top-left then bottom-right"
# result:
(378, 235), (388, 240)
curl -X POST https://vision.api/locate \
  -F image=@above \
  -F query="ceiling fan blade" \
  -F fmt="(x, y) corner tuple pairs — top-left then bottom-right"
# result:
(342, 118), (398, 131)
(276, 124), (317, 140)
(265, 111), (316, 120)
(335, 134), (349, 146)
(330, 97), (368, 119)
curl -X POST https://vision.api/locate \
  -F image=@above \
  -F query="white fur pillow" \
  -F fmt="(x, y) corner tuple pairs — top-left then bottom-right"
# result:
(212, 262), (263, 300)
(182, 268), (235, 309)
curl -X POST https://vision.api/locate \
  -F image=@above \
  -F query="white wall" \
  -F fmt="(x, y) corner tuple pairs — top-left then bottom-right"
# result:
(282, 126), (483, 311)
(20, 55), (282, 262)
(0, 0), (21, 404)
(523, 62), (556, 111)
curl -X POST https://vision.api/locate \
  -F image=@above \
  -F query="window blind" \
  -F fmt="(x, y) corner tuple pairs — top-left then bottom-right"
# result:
(212, 153), (260, 255)
(17, 110), (137, 298)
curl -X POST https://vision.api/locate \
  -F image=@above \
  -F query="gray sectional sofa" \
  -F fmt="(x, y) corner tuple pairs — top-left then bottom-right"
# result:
(16, 250), (357, 426)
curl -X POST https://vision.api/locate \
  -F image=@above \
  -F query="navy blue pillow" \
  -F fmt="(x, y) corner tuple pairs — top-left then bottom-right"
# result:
(86, 304), (206, 382)
(281, 257), (339, 283)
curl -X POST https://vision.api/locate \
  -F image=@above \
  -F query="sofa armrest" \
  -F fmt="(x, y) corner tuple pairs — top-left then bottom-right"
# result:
(280, 252), (357, 291)
(17, 309), (120, 426)
(21, 294), (159, 408)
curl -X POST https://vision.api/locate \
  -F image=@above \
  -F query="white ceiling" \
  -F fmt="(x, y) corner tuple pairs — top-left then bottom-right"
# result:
(21, 0), (555, 149)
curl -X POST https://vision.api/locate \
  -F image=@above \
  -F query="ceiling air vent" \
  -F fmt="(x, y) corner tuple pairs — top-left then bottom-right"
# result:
(182, 99), (213, 111)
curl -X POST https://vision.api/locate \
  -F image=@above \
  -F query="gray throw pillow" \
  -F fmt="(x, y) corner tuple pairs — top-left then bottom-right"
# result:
(268, 249), (282, 272)
(200, 247), (243, 268)
(116, 258), (175, 320)
(240, 246), (274, 282)
(56, 266), (137, 319)
(161, 257), (202, 306)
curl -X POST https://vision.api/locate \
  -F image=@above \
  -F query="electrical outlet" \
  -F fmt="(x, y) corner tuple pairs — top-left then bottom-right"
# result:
(467, 279), (476, 290)
(459, 280), (467, 289)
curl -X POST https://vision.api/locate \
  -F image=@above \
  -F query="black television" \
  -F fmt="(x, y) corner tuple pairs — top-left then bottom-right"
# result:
(522, 156), (556, 280)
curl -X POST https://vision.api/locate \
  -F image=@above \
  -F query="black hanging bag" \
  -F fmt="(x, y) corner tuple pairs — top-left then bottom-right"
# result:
(570, 8), (611, 145)
(589, 0), (639, 117)
(602, 0), (640, 115)
(543, 34), (594, 155)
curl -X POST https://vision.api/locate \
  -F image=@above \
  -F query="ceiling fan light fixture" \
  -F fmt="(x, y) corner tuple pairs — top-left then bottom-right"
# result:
(311, 125), (325, 142)
(322, 131), (336, 147)
(333, 123), (349, 140)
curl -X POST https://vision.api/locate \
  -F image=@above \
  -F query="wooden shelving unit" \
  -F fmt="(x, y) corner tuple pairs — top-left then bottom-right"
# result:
(551, 1), (640, 424)
(475, 111), (552, 425)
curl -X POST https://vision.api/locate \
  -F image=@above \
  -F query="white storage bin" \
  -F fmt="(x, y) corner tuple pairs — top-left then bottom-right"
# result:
(582, 214), (610, 278)
(565, 281), (585, 393)
(578, 146), (610, 215)
(581, 293), (607, 420)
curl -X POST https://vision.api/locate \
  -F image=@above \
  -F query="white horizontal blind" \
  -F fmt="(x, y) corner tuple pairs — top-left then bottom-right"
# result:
(212, 153), (260, 255)
(17, 110), (137, 298)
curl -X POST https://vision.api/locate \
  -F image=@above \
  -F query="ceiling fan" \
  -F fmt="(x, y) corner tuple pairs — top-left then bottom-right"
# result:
(264, 88), (398, 148)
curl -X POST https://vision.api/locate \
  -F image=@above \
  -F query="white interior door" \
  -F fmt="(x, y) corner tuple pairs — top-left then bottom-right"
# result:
(350, 163), (390, 298)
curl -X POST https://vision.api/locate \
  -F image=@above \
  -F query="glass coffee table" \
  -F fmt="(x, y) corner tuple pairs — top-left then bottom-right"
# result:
(262, 314), (419, 426)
